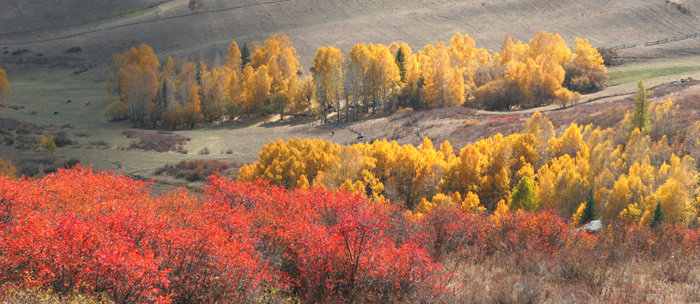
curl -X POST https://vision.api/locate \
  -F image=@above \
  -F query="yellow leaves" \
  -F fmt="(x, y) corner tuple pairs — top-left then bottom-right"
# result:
(416, 192), (481, 215)
(461, 191), (485, 213)
(499, 35), (528, 66)
(548, 123), (586, 159)
(555, 87), (580, 108)
(0, 157), (16, 180)
(251, 33), (300, 95)
(339, 179), (366, 196)
(441, 145), (482, 197)
(492, 199), (509, 223)
(424, 41), (466, 107)
(604, 172), (649, 222)
(565, 37), (609, 93)
(572, 37), (604, 68)
(619, 203), (643, 224)
(535, 154), (589, 215)
(0, 65), (10, 103)
(347, 42), (400, 112)
(528, 30), (572, 65)
(296, 174), (310, 189)
(242, 138), (341, 189)
(41, 135), (57, 161)
(226, 41), (242, 70)
(573, 203), (586, 227)
(650, 99), (678, 140)
(311, 46), (344, 121)
(416, 198), (435, 215)
(241, 65), (271, 114)
(449, 32), (483, 88)
(648, 177), (694, 225)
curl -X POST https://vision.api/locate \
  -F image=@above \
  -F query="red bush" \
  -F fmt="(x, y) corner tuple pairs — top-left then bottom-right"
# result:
(0, 167), (270, 303)
(204, 176), (447, 302)
(8, 168), (700, 302)
(488, 210), (571, 255)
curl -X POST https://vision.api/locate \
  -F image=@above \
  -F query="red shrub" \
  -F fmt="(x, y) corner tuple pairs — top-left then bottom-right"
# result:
(487, 210), (571, 255)
(418, 206), (490, 261)
(0, 167), (270, 303)
(204, 176), (447, 302)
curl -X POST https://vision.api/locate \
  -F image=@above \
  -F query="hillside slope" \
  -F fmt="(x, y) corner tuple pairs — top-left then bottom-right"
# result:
(1, 0), (699, 68)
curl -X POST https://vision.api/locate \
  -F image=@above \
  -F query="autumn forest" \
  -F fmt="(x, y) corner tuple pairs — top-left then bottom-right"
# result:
(104, 31), (607, 128)
(3, 24), (700, 303)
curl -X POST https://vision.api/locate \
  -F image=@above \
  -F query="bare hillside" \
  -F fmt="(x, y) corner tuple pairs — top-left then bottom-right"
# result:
(1, 0), (699, 68)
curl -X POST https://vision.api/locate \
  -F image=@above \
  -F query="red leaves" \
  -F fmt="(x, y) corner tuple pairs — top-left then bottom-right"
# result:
(0, 168), (605, 303)
(0, 167), (269, 303)
(490, 210), (571, 255)
(205, 176), (446, 302)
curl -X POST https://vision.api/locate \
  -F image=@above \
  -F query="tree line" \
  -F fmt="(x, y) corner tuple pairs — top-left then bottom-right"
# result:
(106, 31), (608, 128)
(240, 83), (700, 228)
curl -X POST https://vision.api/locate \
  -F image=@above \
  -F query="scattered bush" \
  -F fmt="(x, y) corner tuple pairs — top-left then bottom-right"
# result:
(198, 147), (210, 155)
(104, 101), (129, 121)
(474, 78), (522, 110)
(486, 116), (520, 126)
(596, 47), (622, 67)
(155, 159), (240, 181)
(52, 131), (72, 147)
(667, 0), (691, 15)
(0, 285), (113, 304)
(66, 47), (82, 53)
(88, 141), (112, 148)
(14, 127), (31, 134)
(124, 130), (190, 153)
(19, 161), (40, 177)
(462, 120), (478, 127)
(63, 158), (81, 169)
(1, 135), (13, 145)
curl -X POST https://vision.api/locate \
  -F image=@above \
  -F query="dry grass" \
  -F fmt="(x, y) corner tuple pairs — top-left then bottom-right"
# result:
(123, 130), (190, 153)
(155, 159), (241, 181)
(2, 0), (700, 69)
(448, 225), (700, 303)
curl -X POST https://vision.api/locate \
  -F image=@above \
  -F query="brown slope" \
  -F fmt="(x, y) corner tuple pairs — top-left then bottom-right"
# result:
(0, 0), (699, 69)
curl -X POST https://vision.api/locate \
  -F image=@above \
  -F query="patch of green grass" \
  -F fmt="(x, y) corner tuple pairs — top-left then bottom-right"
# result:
(108, 9), (144, 19)
(609, 65), (700, 85)
(33, 86), (94, 93)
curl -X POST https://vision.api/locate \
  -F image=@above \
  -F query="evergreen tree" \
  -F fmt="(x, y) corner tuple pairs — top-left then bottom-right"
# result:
(241, 43), (251, 69)
(579, 188), (598, 225)
(196, 61), (203, 87)
(628, 79), (653, 135)
(510, 176), (537, 211)
(650, 202), (664, 228)
(395, 47), (406, 83)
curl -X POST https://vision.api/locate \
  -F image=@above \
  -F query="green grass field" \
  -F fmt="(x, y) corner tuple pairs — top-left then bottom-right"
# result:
(609, 64), (700, 85)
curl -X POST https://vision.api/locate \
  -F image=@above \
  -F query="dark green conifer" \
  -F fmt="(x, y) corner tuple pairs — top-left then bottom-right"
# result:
(395, 47), (406, 83)
(650, 202), (664, 228)
(579, 188), (598, 225)
(241, 43), (251, 69)
(628, 79), (653, 136)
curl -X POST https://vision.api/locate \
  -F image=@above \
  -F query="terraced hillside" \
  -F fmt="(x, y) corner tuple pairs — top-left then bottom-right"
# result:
(1, 0), (699, 67)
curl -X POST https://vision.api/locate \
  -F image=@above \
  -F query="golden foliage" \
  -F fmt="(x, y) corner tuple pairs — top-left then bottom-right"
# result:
(0, 65), (10, 103)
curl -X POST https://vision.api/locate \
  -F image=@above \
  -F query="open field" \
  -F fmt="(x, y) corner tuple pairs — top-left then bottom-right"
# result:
(1, 0), (700, 68)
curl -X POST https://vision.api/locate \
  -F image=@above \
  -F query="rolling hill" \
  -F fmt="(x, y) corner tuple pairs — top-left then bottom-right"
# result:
(1, 0), (699, 68)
